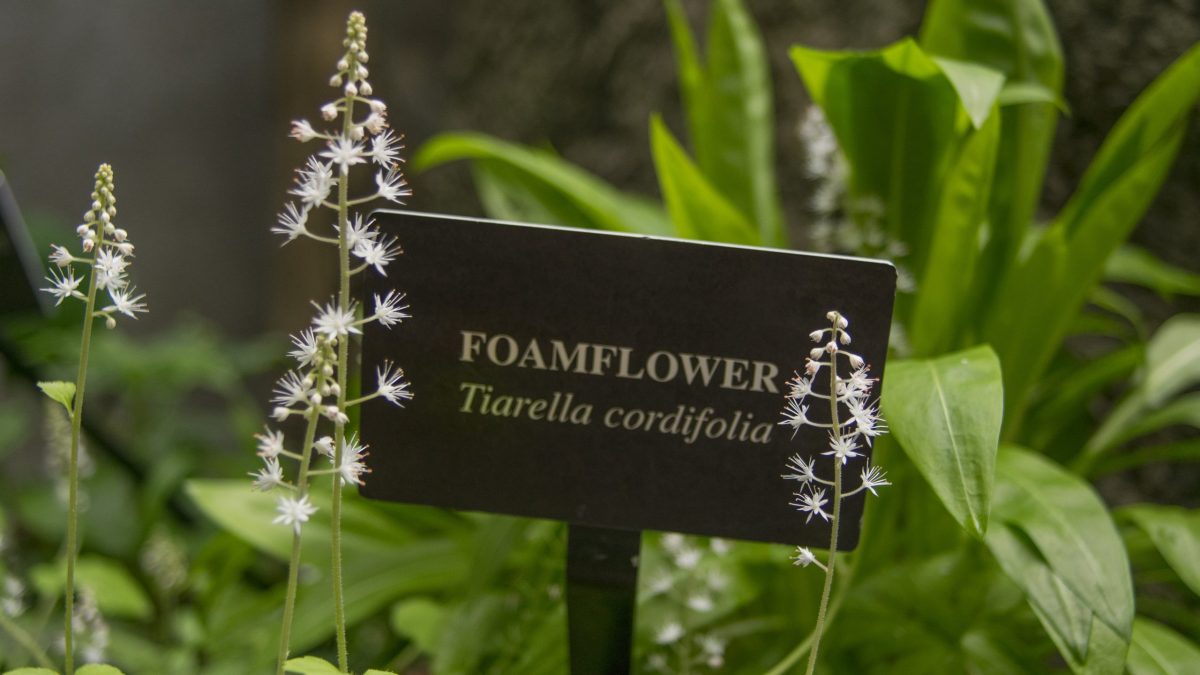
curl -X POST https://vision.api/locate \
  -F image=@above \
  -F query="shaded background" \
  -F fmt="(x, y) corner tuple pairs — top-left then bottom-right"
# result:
(2, 0), (1197, 337)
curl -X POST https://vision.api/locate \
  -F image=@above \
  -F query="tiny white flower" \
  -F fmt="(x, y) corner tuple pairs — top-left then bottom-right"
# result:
(353, 234), (401, 275)
(337, 435), (371, 485)
(272, 202), (309, 243)
(341, 213), (379, 250)
(323, 405), (349, 424)
(376, 361), (412, 406)
(289, 119), (319, 142)
(42, 268), (83, 305)
(859, 464), (891, 496)
(290, 157), (336, 207)
(788, 375), (813, 399)
(823, 433), (860, 464)
(686, 593), (714, 613)
(792, 546), (818, 567)
(273, 495), (318, 535)
(709, 538), (730, 556)
(792, 488), (830, 523)
(673, 546), (701, 570)
(312, 300), (361, 338)
(780, 399), (810, 433)
(368, 130), (404, 167)
(288, 329), (320, 368)
(847, 399), (886, 443)
(375, 167), (410, 203)
(314, 436), (336, 457)
(250, 457), (286, 492)
(321, 103), (338, 121)
(661, 533), (686, 553)
(374, 290), (410, 328)
(49, 245), (74, 267)
(255, 428), (286, 458)
(654, 621), (684, 645)
(272, 371), (312, 408)
(320, 134), (367, 170)
(782, 454), (817, 483)
(103, 287), (147, 319)
(647, 570), (674, 595)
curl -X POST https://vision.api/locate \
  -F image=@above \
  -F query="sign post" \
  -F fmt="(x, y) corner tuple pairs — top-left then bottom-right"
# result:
(358, 211), (896, 671)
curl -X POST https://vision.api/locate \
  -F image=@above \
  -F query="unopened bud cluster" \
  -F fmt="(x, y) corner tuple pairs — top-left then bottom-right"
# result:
(779, 311), (889, 565)
(42, 164), (147, 328)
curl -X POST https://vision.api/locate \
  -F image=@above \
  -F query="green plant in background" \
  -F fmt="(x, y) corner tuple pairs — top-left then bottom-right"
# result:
(414, 0), (1200, 671)
(262, 10), (412, 675)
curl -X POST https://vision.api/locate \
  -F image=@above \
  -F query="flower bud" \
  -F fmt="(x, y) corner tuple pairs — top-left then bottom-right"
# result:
(105, 316), (116, 329)
(360, 81), (373, 96)
(329, 74), (343, 88)
(321, 103), (338, 121)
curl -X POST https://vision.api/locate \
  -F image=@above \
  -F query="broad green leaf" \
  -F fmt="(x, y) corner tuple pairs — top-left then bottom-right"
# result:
(3, 670), (60, 674)
(283, 656), (340, 674)
(649, 115), (759, 244)
(414, 133), (671, 236)
(1128, 617), (1200, 675)
(986, 45), (1200, 431)
(1079, 315), (1200, 469)
(391, 597), (448, 655)
(921, 0), (1063, 290)
(37, 380), (75, 415)
(76, 667), (125, 675)
(1119, 505), (1200, 598)
(932, 58), (1007, 129)
(791, 39), (1003, 288)
(666, 0), (782, 245)
(909, 109), (999, 355)
(1093, 439), (1200, 476)
(882, 346), (1003, 538)
(985, 447), (1133, 671)
(30, 555), (152, 620)
(1106, 245), (1200, 297)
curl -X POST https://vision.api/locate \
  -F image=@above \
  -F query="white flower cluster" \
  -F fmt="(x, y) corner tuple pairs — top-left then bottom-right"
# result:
(256, 11), (413, 536)
(67, 589), (108, 664)
(643, 533), (731, 672)
(779, 311), (890, 532)
(41, 164), (147, 328)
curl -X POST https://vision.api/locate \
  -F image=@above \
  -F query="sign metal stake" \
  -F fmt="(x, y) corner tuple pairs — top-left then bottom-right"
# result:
(566, 524), (642, 675)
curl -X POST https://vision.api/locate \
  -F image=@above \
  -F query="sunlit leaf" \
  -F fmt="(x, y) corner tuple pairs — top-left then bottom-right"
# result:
(1128, 617), (1200, 675)
(37, 380), (75, 415)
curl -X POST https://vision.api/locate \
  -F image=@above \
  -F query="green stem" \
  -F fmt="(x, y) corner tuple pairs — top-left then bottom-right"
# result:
(275, 408), (322, 675)
(805, 322), (846, 675)
(64, 242), (102, 675)
(763, 563), (853, 675)
(331, 90), (356, 674)
(0, 611), (56, 670)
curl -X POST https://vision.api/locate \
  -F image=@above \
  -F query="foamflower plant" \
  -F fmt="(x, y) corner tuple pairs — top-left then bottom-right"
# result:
(37, 163), (146, 674)
(255, 11), (412, 675)
(779, 310), (889, 675)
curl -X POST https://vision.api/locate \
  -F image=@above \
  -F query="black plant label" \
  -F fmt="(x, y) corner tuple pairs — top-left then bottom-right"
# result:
(360, 211), (895, 547)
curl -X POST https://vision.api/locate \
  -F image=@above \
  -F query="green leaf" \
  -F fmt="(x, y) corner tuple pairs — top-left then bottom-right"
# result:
(77, 667), (126, 675)
(985, 447), (1134, 671)
(37, 380), (75, 415)
(985, 45), (1200, 431)
(390, 597), (448, 655)
(414, 133), (671, 236)
(908, 108), (999, 355)
(1128, 617), (1200, 675)
(882, 346), (1003, 538)
(666, 0), (782, 245)
(649, 115), (759, 244)
(3, 669), (60, 674)
(283, 656), (340, 674)
(1106, 245), (1200, 297)
(921, 0), (1063, 291)
(1119, 505), (1200, 598)
(1078, 315), (1200, 469)
(30, 555), (152, 620)
(791, 38), (1003, 289)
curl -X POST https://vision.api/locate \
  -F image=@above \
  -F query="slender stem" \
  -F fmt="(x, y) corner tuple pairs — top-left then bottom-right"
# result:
(0, 611), (56, 670)
(805, 320), (846, 675)
(275, 408), (321, 675)
(331, 91), (356, 674)
(64, 243), (102, 675)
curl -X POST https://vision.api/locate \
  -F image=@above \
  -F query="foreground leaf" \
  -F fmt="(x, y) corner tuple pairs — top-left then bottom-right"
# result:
(1106, 245), (1200, 297)
(986, 447), (1133, 671)
(883, 346), (1003, 538)
(30, 555), (153, 620)
(37, 380), (76, 415)
(283, 656), (340, 674)
(1127, 617), (1200, 675)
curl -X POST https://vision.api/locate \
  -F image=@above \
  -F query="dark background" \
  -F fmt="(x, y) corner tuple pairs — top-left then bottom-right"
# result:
(1, 0), (1197, 339)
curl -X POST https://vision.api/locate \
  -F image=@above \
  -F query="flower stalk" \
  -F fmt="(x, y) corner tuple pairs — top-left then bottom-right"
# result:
(38, 164), (146, 674)
(261, 11), (412, 674)
(778, 311), (889, 675)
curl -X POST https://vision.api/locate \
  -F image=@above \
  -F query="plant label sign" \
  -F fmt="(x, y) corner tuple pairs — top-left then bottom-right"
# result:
(360, 211), (895, 548)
